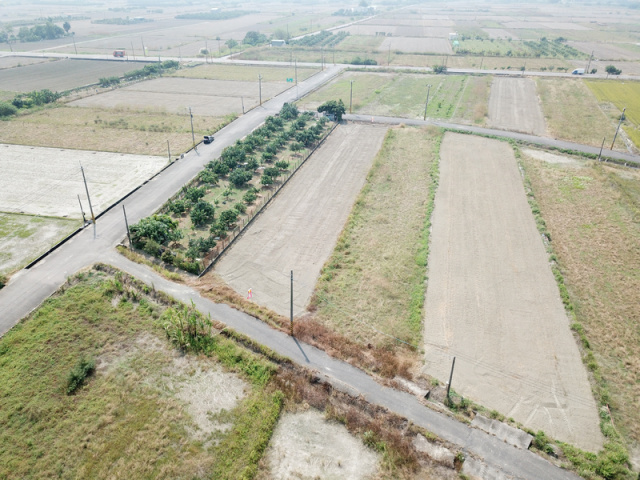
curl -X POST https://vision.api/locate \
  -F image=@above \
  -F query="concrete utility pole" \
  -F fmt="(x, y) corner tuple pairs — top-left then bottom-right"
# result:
(598, 136), (605, 161)
(141, 37), (146, 56)
(610, 107), (626, 150)
(189, 107), (195, 149)
(321, 46), (324, 70)
(80, 165), (96, 238)
(446, 356), (456, 402)
(167, 140), (171, 162)
(388, 43), (391, 66)
(122, 205), (132, 247)
(130, 41), (135, 60)
(290, 270), (294, 336)
(258, 74), (263, 106)
(71, 32), (77, 55)
(423, 84), (432, 121)
(77, 195), (86, 224)
(349, 80), (354, 114)
(586, 50), (594, 74)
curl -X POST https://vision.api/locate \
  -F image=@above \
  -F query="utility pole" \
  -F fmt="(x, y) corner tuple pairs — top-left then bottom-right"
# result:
(423, 84), (432, 121)
(130, 41), (135, 60)
(71, 32), (77, 55)
(479, 55), (484, 70)
(77, 195), (86, 224)
(349, 80), (354, 114)
(321, 46), (324, 70)
(141, 37), (146, 56)
(189, 107), (195, 149)
(290, 270), (294, 336)
(598, 136), (605, 161)
(122, 205), (132, 247)
(241, 96), (244, 114)
(586, 50), (594, 74)
(294, 58), (298, 84)
(80, 165), (96, 238)
(258, 74), (262, 106)
(388, 43), (391, 66)
(610, 107), (626, 150)
(167, 140), (171, 162)
(446, 357), (456, 402)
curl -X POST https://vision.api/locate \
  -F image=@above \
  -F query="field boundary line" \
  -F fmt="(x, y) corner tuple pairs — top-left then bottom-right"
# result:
(198, 121), (339, 277)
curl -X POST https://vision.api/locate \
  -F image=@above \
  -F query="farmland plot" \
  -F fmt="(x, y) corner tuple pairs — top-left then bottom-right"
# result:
(488, 77), (546, 135)
(213, 124), (387, 316)
(423, 133), (603, 452)
(0, 144), (166, 217)
(378, 36), (452, 55)
(70, 77), (287, 117)
(0, 59), (151, 93)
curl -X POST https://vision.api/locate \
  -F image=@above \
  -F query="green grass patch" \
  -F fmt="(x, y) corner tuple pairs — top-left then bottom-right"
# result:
(312, 126), (441, 347)
(586, 80), (640, 148)
(0, 268), (282, 479)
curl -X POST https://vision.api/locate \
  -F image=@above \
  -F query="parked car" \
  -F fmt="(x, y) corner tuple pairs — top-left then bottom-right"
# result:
(203, 135), (215, 144)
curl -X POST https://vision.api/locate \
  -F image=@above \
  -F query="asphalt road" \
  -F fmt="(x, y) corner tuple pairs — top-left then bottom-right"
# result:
(346, 113), (640, 165)
(0, 61), (618, 479)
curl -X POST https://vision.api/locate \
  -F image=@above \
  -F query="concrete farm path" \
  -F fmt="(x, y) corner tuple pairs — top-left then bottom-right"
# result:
(423, 133), (603, 452)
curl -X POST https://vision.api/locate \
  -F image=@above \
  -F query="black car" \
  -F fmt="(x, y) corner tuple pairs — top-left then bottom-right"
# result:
(203, 135), (215, 144)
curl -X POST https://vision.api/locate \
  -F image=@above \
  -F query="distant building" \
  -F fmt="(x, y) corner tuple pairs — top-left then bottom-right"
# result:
(271, 39), (287, 47)
(449, 32), (458, 40)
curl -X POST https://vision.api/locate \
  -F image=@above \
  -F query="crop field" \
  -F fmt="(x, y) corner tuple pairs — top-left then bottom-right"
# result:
(585, 80), (640, 148)
(379, 37), (452, 55)
(170, 63), (319, 83)
(569, 41), (640, 61)
(298, 71), (480, 122)
(0, 59), (151, 93)
(0, 56), (52, 70)
(69, 77), (286, 117)
(521, 150), (640, 460)
(424, 133), (603, 452)
(213, 124), (387, 316)
(311, 126), (438, 346)
(0, 213), (78, 275)
(488, 77), (546, 136)
(0, 106), (223, 156)
(536, 78), (626, 149)
(0, 143), (166, 218)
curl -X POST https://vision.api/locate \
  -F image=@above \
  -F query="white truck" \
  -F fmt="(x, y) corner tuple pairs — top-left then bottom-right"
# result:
(572, 68), (585, 75)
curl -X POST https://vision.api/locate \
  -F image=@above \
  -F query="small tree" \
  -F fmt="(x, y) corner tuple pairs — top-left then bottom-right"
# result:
(280, 102), (299, 120)
(432, 65), (447, 74)
(219, 209), (239, 229)
(229, 168), (253, 188)
(190, 200), (215, 226)
(317, 99), (346, 121)
(605, 65), (621, 77)
(63, 21), (71, 34)
(261, 175), (274, 187)
(225, 38), (238, 52)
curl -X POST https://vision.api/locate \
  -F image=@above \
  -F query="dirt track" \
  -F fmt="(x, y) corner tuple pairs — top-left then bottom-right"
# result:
(488, 77), (546, 135)
(213, 124), (388, 316)
(423, 133), (603, 452)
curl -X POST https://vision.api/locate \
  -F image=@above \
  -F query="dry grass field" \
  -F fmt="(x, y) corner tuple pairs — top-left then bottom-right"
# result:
(0, 106), (222, 156)
(378, 37), (453, 55)
(0, 59), (151, 93)
(424, 133), (602, 452)
(311, 126), (439, 347)
(586, 80), (640, 149)
(170, 64), (319, 83)
(537, 78), (631, 150)
(522, 151), (640, 459)
(0, 213), (78, 275)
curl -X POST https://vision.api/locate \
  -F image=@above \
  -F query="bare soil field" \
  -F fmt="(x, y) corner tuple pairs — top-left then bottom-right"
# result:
(0, 144), (166, 217)
(171, 64), (318, 83)
(569, 41), (640, 61)
(482, 28), (519, 40)
(263, 409), (380, 479)
(213, 124), (388, 317)
(0, 56), (52, 70)
(0, 106), (220, 156)
(0, 59), (150, 93)
(70, 77), (286, 116)
(488, 77), (546, 135)
(379, 37), (452, 55)
(423, 133), (603, 452)
(0, 213), (78, 275)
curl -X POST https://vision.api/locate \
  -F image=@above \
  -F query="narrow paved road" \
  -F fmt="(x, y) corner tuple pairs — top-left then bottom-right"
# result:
(346, 114), (640, 165)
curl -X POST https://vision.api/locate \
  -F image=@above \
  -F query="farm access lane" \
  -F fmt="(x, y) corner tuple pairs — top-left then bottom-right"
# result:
(345, 113), (640, 165)
(103, 250), (582, 480)
(0, 64), (345, 335)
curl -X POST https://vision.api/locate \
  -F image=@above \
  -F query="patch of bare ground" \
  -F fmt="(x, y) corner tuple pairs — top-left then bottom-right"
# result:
(535, 77), (623, 149)
(521, 153), (640, 455)
(488, 77), (546, 135)
(424, 133), (602, 452)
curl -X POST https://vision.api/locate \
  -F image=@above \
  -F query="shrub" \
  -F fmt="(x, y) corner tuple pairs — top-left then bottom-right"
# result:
(229, 168), (253, 188)
(279, 102), (299, 120)
(130, 214), (180, 247)
(184, 186), (206, 203)
(143, 238), (163, 257)
(190, 200), (215, 226)
(0, 101), (18, 117)
(317, 99), (346, 121)
(161, 249), (175, 264)
(432, 65), (448, 74)
(219, 209), (239, 229)
(66, 357), (95, 394)
(275, 160), (289, 170)
(243, 190), (258, 204)
(261, 175), (274, 186)
(234, 202), (247, 214)
(263, 167), (280, 178)
(168, 199), (188, 215)
(198, 169), (218, 185)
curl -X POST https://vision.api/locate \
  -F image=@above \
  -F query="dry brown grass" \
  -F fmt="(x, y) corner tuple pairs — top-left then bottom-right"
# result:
(536, 77), (624, 149)
(0, 105), (226, 156)
(453, 75), (491, 125)
(171, 63), (319, 83)
(521, 153), (640, 447)
(310, 126), (439, 348)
